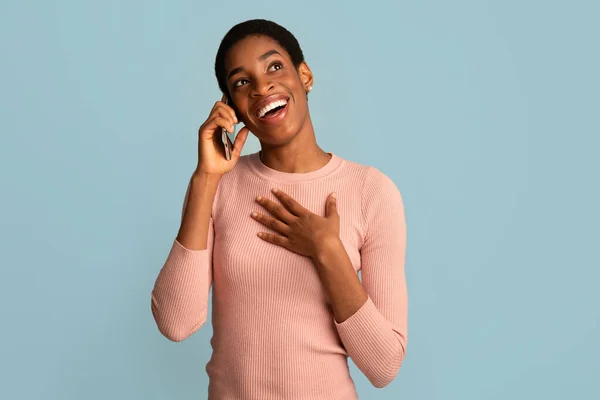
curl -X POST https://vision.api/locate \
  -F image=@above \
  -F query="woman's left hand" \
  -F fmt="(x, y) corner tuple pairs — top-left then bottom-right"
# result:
(251, 188), (340, 259)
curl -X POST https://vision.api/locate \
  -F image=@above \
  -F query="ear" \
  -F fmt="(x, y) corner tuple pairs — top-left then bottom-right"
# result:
(297, 61), (314, 92)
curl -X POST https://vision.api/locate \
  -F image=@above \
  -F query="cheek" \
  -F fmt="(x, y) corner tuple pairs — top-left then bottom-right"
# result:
(232, 98), (248, 117)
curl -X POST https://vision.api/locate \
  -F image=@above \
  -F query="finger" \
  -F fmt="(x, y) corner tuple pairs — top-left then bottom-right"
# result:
(209, 96), (238, 125)
(231, 126), (249, 159)
(251, 212), (290, 236)
(200, 116), (234, 138)
(218, 94), (238, 123)
(256, 196), (295, 224)
(271, 189), (309, 216)
(211, 116), (235, 134)
(326, 192), (338, 218)
(257, 231), (289, 248)
(212, 108), (237, 129)
(208, 100), (223, 118)
(215, 102), (238, 124)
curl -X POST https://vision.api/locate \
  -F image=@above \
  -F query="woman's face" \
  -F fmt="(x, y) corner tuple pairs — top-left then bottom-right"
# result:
(224, 35), (313, 145)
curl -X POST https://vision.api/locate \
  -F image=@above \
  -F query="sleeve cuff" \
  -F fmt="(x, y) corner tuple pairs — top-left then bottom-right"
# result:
(333, 296), (404, 386)
(334, 296), (397, 353)
(173, 238), (210, 254)
(335, 296), (388, 329)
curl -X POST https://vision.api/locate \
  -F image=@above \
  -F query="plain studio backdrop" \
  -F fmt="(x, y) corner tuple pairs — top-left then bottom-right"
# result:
(1, 1), (598, 399)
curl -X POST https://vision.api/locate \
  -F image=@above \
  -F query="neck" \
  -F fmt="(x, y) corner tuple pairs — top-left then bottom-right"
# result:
(258, 118), (331, 174)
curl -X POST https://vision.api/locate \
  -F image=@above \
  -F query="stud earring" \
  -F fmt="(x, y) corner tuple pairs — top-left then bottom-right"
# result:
(307, 85), (313, 92)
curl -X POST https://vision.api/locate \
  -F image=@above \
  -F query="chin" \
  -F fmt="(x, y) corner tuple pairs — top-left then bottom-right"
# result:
(254, 125), (298, 145)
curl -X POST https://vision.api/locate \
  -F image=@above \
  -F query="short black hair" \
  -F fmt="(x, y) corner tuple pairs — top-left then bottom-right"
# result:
(214, 19), (305, 98)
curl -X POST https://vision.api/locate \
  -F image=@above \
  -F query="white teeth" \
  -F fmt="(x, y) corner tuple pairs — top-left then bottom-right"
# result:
(258, 99), (287, 118)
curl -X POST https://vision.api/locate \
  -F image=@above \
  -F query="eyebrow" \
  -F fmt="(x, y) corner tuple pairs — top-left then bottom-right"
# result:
(227, 50), (282, 81)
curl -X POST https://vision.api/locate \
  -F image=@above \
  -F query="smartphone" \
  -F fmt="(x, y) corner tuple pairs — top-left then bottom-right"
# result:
(222, 98), (232, 160)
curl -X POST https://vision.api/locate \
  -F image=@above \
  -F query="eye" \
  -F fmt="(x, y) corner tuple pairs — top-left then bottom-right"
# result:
(233, 79), (249, 88)
(268, 62), (283, 72)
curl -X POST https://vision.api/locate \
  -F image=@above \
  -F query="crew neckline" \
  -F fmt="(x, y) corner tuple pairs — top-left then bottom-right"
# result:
(246, 151), (344, 183)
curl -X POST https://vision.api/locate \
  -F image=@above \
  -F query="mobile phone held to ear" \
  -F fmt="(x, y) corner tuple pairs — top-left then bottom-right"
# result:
(222, 98), (232, 160)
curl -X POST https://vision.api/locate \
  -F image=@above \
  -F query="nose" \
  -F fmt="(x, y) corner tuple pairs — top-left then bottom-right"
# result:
(250, 77), (275, 97)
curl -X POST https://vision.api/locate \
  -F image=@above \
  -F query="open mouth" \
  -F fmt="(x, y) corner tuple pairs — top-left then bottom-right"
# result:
(257, 98), (289, 119)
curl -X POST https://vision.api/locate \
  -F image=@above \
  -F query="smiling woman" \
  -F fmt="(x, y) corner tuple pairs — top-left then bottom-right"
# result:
(150, 19), (408, 400)
(218, 32), (316, 157)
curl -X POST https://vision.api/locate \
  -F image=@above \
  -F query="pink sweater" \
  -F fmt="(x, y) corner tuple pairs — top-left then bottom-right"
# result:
(151, 151), (408, 399)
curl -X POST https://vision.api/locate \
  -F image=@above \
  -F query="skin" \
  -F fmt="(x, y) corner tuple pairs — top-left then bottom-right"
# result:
(224, 35), (331, 173)
(252, 188), (369, 323)
(177, 34), (368, 323)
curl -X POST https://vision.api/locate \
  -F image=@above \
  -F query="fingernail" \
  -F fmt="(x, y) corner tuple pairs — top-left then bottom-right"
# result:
(272, 188), (279, 194)
(331, 192), (337, 199)
(256, 196), (262, 201)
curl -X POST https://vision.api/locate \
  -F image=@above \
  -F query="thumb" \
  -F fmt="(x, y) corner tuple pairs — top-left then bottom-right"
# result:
(231, 126), (250, 159)
(326, 192), (338, 218)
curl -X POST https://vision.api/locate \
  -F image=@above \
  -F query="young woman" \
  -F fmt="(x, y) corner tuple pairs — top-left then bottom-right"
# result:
(151, 19), (408, 399)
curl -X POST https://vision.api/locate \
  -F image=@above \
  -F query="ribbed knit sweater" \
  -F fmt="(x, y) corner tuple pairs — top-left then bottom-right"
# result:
(151, 151), (408, 399)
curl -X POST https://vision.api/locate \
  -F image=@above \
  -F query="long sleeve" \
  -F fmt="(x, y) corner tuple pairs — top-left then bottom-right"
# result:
(334, 166), (408, 388)
(147, 152), (408, 398)
(150, 185), (215, 342)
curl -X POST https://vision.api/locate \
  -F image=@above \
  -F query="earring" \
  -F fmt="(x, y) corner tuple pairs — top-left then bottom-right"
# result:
(307, 85), (313, 92)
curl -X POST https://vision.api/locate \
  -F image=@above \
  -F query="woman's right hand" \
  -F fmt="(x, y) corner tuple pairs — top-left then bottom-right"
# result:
(195, 94), (249, 177)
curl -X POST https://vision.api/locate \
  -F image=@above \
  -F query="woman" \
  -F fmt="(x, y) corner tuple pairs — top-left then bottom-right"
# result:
(151, 19), (408, 399)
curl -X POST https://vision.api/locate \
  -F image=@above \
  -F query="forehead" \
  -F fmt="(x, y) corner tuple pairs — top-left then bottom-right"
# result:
(224, 35), (291, 71)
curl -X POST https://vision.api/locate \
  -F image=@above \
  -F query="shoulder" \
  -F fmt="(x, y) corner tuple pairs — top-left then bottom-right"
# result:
(208, 153), (256, 216)
(365, 166), (401, 198)
(338, 159), (405, 231)
(215, 152), (255, 188)
(337, 156), (401, 199)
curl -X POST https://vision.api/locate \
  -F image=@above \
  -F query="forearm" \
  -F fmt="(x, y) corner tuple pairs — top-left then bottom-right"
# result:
(151, 240), (213, 341)
(313, 238), (368, 323)
(152, 172), (220, 341)
(176, 171), (221, 250)
(314, 237), (405, 388)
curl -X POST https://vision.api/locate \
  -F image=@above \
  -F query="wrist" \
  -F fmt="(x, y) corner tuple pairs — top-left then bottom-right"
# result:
(192, 169), (223, 185)
(313, 235), (344, 264)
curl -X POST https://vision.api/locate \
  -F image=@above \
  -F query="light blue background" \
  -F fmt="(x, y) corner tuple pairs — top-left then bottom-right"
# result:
(1, 1), (598, 399)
